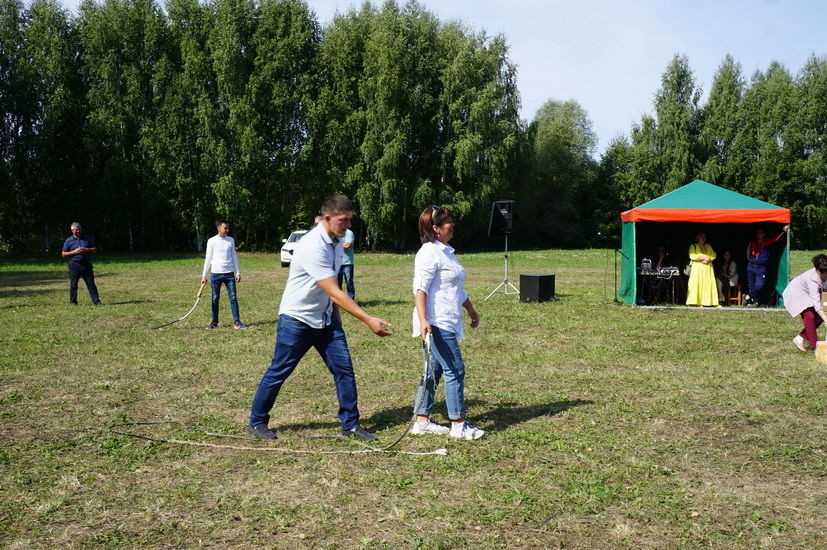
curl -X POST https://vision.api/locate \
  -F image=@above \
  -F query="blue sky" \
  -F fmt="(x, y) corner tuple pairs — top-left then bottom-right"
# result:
(59, 0), (827, 155)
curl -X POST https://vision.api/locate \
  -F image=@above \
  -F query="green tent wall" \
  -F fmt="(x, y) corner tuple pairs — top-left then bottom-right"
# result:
(618, 180), (791, 305)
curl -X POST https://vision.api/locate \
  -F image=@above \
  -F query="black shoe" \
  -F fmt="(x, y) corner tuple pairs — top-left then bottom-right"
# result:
(94, 301), (104, 306)
(69, 302), (77, 306)
(342, 425), (377, 441)
(247, 424), (277, 440)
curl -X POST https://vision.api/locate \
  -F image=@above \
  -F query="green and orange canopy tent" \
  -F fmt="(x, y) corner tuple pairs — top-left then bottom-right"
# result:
(618, 180), (791, 305)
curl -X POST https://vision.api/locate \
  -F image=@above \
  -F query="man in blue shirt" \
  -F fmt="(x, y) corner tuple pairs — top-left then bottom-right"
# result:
(61, 222), (102, 305)
(248, 195), (392, 441)
(337, 228), (356, 299)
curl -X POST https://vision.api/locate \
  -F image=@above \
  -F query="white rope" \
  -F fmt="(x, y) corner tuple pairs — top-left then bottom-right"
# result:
(111, 336), (449, 456)
(153, 281), (206, 329)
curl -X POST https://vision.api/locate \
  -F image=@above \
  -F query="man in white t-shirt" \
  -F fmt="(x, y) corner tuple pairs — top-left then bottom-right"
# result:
(248, 195), (392, 441)
(201, 218), (247, 329)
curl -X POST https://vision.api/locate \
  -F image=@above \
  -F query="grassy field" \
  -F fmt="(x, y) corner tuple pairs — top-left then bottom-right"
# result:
(2, 248), (826, 549)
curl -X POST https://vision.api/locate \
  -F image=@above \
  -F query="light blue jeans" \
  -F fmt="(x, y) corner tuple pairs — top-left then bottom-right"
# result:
(415, 326), (465, 420)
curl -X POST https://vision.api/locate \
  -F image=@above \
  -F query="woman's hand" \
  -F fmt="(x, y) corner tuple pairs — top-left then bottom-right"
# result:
(464, 300), (479, 329)
(419, 319), (432, 341)
(469, 310), (480, 328)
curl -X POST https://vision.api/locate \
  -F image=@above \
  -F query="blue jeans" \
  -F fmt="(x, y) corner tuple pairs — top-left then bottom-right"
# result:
(338, 264), (355, 299)
(68, 262), (100, 304)
(249, 314), (360, 430)
(414, 326), (466, 420)
(211, 272), (240, 324)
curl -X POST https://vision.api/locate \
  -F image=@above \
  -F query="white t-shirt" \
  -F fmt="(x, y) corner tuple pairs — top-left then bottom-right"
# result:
(279, 224), (342, 328)
(202, 235), (240, 277)
(411, 240), (468, 338)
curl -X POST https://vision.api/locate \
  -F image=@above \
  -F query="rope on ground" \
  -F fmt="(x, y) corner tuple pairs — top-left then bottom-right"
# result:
(152, 281), (207, 330)
(110, 337), (447, 456)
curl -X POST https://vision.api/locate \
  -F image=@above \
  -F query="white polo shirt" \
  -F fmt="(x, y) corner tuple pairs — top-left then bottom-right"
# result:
(279, 224), (342, 328)
(411, 240), (468, 338)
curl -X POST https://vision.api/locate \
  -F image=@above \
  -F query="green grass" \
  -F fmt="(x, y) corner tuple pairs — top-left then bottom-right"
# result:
(2, 249), (826, 549)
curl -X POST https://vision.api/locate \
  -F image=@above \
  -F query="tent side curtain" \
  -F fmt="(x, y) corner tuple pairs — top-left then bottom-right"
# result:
(619, 222), (636, 304)
(620, 208), (791, 223)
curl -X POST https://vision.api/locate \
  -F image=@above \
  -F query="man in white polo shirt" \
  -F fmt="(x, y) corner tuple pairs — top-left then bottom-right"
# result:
(201, 218), (247, 330)
(248, 195), (392, 441)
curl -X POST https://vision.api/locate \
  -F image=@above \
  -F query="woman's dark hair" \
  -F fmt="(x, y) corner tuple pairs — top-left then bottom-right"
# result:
(812, 254), (827, 272)
(418, 205), (454, 243)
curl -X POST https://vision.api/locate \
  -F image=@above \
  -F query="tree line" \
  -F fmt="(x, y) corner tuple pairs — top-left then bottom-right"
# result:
(1, 0), (825, 254)
(601, 53), (827, 250)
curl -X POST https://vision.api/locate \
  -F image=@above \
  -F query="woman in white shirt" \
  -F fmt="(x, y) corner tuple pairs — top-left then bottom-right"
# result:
(410, 205), (483, 440)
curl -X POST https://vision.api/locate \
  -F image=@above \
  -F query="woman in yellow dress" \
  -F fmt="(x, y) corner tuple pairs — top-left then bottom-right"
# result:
(686, 232), (719, 306)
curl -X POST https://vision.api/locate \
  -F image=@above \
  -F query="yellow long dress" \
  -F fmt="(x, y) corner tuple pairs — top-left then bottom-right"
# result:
(686, 243), (718, 306)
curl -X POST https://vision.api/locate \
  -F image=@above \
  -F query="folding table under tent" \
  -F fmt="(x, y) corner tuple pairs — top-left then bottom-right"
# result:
(618, 180), (791, 306)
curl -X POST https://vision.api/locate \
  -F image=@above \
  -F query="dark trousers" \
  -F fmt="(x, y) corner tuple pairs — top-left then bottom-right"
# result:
(800, 307), (824, 348)
(337, 264), (355, 299)
(746, 262), (768, 303)
(249, 314), (359, 430)
(210, 272), (240, 324)
(68, 263), (100, 304)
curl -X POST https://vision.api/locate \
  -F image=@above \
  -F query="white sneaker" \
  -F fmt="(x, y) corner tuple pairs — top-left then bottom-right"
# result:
(449, 421), (484, 440)
(411, 419), (450, 435)
(793, 335), (807, 352)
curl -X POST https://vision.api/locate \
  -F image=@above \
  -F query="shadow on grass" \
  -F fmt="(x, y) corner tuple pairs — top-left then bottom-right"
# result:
(0, 270), (66, 288)
(107, 299), (154, 305)
(275, 419), (344, 432)
(244, 319), (277, 328)
(0, 288), (61, 299)
(365, 397), (592, 433)
(256, 395), (593, 435)
(469, 399), (592, 432)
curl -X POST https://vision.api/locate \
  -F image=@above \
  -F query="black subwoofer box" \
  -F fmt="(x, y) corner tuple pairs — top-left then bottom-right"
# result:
(519, 274), (555, 303)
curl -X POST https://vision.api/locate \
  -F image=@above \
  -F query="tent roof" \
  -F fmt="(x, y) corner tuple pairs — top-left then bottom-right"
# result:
(620, 180), (791, 223)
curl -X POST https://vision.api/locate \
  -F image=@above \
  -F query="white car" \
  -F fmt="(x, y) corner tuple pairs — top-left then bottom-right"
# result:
(280, 230), (308, 267)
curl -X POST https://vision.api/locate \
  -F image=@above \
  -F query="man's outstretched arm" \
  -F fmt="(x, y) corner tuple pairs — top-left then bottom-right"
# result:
(317, 277), (391, 336)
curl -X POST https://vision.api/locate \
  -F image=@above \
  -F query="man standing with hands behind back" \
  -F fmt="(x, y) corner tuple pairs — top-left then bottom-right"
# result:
(61, 222), (102, 306)
(248, 195), (392, 441)
(202, 218), (247, 330)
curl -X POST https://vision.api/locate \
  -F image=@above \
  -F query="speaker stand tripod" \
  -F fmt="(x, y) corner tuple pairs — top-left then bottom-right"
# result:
(484, 234), (519, 301)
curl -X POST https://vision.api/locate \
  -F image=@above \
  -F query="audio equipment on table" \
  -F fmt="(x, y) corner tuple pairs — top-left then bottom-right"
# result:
(638, 266), (680, 278)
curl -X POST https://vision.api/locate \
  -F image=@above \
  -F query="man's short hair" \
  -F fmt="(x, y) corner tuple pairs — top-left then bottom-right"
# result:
(321, 195), (353, 215)
(215, 218), (228, 228)
(71, 222), (82, 230)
